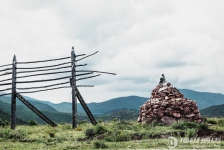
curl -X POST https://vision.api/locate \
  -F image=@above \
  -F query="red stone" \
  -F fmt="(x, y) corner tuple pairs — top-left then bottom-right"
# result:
(173, 112), (181, 118)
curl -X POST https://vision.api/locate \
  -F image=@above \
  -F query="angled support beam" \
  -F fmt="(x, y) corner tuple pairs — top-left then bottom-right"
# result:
(75, 87), (97, 125)
(16, 93), (57, 127)
(71, 46), (77, 128)
(11, 55), (17, 130)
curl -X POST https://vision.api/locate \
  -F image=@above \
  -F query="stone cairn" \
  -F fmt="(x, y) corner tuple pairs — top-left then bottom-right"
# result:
(138, 82), (202, 125)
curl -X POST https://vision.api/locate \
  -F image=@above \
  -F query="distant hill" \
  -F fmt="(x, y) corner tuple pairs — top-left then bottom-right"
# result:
(0, 95), (58, 112)
(0, 99), (88, 124)
(36, 96), (148, 114)
(179, 89), (224, 109)
(0, 88), (224, 122)
(96, 108), (139, 121)
(200, 104), (224, 117)
(0, 108), (27, 125)
(40, 90), (224, 113)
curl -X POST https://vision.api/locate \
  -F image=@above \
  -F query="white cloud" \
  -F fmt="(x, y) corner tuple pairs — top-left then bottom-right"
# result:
(0, 1), (224, 103)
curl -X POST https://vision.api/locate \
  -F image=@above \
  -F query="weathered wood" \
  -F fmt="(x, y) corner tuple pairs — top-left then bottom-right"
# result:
(18, 86), (71, 94)
(76, 51), (98, 62)
(75, 87), (97, 125)
(17, 81), (70, 90)
(16, 62), (70, 69)
(76, 74), (101, 81)
(0, 78), (12, 83)
(16, 93), (57, 127)
(16, 56), (70, 64)
(17, 65), (71, 74)
(0, 67), (12, 72)
(16, 75), (70, 83)
(71, 47), (77, 129)
(0, 63), (12, 68)
(17, 71), (71, 78)
(11, 55), (17, 130)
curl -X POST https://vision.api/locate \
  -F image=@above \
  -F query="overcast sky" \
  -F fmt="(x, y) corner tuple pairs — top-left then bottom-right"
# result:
(1, 0), (224, 104)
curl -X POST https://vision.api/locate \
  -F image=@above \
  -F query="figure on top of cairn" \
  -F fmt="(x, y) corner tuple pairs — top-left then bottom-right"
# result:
(138, 75), (202, 125)
(159, 74), (166, 85)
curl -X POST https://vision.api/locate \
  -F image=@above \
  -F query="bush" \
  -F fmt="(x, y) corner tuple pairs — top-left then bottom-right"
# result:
(78, 120), (87, 126)
(94, 125), (107, 135)
(98, 119), (102, 124)
(85, 128), (95, 137)
(48, 132), (55, 138)
(94, 141), (107, 149)
(217, 119), (224, 126)
(186, 129), (196, 138)
(28, 120), (38, 126)
(198, 123), (208, 130)
(0, 119), (9, 127)
(172, 122), (199, 130)
(114, 132), (130, 142)
(61, 123), (72, 130)
(104, 136), (113, 142)
(0, 129), (10, 139)
(9, 129), (27, 141)
(207, 119), (217, 124)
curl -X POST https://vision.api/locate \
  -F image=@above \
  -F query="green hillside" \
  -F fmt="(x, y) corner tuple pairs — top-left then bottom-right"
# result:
(0, 95), (58, 112)
(200, 104), (224, 117)
(180, 89), (224, 109)
(0, 100), (88, 124)
(0, 108), (27, 125)
(96, 108), (139, 121)
(43, 96), (148, 114)
(40, 90), (224, 114)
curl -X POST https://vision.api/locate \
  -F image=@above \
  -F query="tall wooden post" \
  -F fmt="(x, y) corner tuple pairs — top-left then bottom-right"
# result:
(71, 47), (77, 128)
(11, 55), (17, 129)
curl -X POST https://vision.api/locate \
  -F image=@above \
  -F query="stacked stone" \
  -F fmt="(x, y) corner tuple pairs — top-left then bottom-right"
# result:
(138, 82), (202, 125)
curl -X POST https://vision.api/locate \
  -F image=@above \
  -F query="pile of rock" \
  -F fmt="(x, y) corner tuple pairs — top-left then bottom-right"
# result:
(138, 82), (202, 125)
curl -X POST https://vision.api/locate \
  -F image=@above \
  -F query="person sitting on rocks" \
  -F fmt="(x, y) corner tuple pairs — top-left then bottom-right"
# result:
(162, 74), (166, 83)
(159, 78), (163, 85)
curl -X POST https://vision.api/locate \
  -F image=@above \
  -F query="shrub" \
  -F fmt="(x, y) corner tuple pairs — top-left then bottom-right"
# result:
(217, 119), (224, 126)
(0, 129), (10, 139)
(114, 132), (130, 142)
(28, 120), (38, 126)
(85, 128), (95, 137)
(207, 119), (217, 124)
(4, 120), (9, 126)
(9, 129), (27, 141)
(198, 123), (208, 130)
(78, 120), (87, 126)
(186, 129), (196, 138)
(48, 132), (55, 138)
(94, 141), (107, 149)
(172, 122), (199, 129)
(98, 119), (102, 124)
(94, 125), (107, 135)
(114, 121), (132, 130)
(104, 136), (113, 142)
(61, 123), (72, 130)
(0, 119), (9, 127)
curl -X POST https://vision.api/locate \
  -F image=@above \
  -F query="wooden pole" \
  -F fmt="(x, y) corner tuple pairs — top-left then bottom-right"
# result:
(71, 47), (77, 128)
(11, 55), (17, 129)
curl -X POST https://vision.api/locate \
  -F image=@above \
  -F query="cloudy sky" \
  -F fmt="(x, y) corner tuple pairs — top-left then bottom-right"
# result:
(0, 0), (224, 103)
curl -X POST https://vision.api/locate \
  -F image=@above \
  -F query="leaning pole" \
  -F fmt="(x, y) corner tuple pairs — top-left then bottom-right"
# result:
(11, 55), (17, 130)
(71, 47), (77, 128)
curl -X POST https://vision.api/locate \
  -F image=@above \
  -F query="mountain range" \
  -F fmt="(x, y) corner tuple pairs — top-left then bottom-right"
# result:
(0, 88), (224, 124)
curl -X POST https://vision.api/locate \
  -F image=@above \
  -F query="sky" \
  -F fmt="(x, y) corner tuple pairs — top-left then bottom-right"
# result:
(1, 0), (224, 104)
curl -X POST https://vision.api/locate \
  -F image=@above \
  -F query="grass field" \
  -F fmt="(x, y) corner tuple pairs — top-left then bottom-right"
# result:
(0, 118), (224, 150)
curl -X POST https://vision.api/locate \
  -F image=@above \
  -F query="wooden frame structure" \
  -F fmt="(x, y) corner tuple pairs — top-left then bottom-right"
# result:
(0, 47), (115, 129)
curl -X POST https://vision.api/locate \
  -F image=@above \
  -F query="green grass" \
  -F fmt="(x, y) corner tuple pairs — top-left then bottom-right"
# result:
(0, 118), (223, 149)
